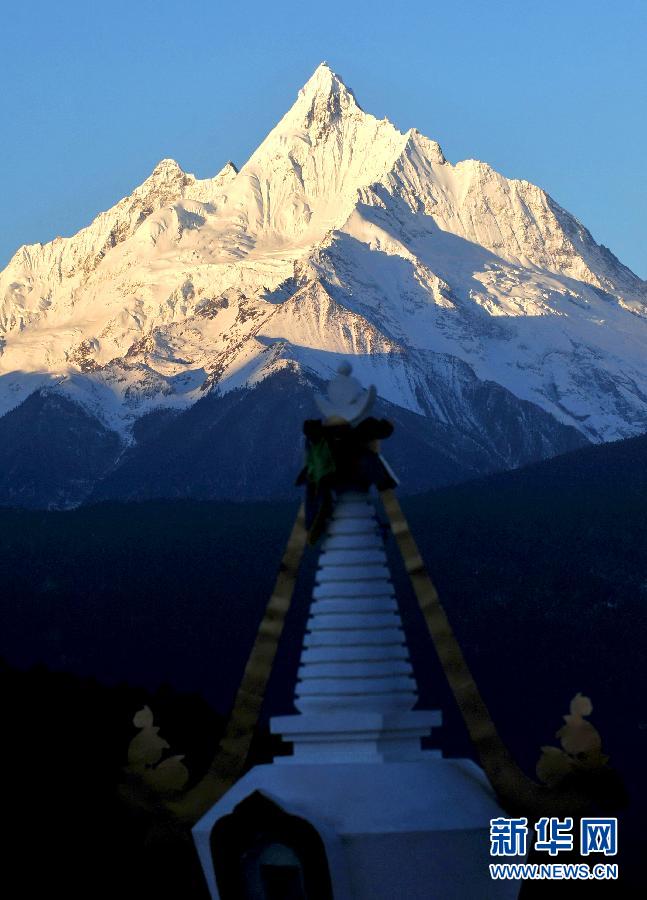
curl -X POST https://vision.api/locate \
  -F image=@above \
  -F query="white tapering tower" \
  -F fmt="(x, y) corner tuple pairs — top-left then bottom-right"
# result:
(193, 363), (520, 900)
(274, 490), (441, 763)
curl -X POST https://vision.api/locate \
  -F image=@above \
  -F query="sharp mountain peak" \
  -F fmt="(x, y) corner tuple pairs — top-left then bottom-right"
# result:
(1, 62), (646, 507)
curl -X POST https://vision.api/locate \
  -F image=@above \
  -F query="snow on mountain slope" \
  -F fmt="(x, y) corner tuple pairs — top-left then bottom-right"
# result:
(1, 61), (646, 476)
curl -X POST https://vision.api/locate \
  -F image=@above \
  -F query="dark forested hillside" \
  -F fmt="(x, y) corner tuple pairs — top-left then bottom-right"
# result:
(2, 430), (646, 896)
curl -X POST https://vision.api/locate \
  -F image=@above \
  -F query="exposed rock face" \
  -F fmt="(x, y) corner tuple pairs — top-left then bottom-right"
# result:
(0, 63), (645, 506)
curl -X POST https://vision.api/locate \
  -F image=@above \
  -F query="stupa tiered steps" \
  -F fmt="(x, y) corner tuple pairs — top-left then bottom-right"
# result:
(296, 491), (417, 714)
(274, 490), (440, 764)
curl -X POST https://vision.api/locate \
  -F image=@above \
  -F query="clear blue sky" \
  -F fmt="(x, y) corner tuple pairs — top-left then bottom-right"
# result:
(2, 0), (645, 276)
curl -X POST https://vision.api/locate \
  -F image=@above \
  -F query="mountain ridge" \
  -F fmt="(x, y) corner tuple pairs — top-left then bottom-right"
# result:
(1, 62), (645, 506)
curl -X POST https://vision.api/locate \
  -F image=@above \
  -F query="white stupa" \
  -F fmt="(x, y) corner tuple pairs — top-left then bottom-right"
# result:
(193, 364), (519, 899)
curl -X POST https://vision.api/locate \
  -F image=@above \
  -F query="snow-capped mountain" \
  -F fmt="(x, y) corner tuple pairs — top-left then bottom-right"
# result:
(1, 63), (645, 506)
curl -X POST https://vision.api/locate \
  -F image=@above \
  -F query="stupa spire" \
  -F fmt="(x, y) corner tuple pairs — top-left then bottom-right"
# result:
(273, 362), (440, 762)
